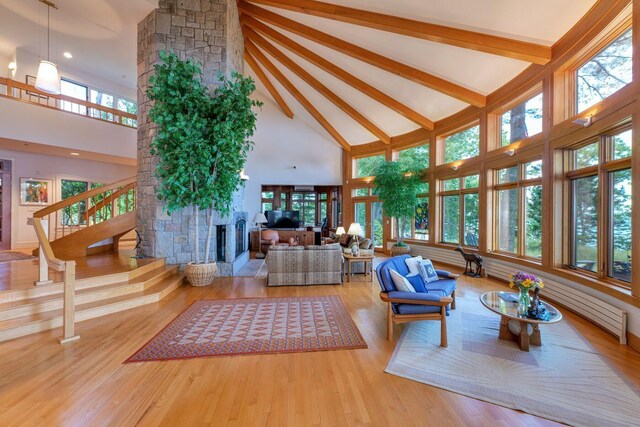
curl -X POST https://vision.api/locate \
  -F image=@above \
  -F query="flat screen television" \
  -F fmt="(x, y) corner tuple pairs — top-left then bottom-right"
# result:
(266, 210), (300, 229)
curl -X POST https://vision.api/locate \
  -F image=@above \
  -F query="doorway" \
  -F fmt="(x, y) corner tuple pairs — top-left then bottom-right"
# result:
(354, 198), (384, 251)
(0, 160), (12, 250)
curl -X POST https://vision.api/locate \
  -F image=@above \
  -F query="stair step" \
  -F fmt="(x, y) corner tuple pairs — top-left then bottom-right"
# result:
(0, 273), (185, 343)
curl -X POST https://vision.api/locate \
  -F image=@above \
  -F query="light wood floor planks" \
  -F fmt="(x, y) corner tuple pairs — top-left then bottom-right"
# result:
(0, 265), (638, 426)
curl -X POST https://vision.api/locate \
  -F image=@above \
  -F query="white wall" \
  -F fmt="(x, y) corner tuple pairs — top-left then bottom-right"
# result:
(0, 148), (135, 249)
(0, 97), (136, 159)
(243, 91), (343, 224)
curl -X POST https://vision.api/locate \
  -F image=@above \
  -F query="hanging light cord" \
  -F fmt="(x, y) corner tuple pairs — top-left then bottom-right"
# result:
(47, 4), (50, 61)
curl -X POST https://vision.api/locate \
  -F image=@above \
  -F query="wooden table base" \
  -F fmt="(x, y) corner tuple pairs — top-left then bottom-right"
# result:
(498, 316), (541, 351)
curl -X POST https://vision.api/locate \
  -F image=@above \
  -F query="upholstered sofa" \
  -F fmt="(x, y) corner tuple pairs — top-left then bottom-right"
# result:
(266, 244), (343, 286)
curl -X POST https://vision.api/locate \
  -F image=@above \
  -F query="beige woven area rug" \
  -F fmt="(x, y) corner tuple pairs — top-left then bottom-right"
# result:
(385, 296), (640, 427)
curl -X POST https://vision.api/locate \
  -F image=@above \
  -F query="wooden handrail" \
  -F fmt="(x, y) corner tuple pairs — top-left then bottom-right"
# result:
(33, 176), (137, 218)
(82, 182), (136, 220)
(27, 217), (65, 271)
(0, 77), (137, 125)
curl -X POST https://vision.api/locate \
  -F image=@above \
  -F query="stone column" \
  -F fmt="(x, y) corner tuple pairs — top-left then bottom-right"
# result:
(136, 0), (244, 264)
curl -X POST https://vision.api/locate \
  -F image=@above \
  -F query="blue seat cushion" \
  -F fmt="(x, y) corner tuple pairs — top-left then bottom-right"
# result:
(395, 304), (442, 315)
(425, 278), (456, 296)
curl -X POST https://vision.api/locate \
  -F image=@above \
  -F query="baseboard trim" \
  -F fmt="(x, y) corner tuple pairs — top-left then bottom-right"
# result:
(628, 331), (640, 353)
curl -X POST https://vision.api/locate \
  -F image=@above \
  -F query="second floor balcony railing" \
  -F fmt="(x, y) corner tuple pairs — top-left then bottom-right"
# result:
(0, 77), (137, 128)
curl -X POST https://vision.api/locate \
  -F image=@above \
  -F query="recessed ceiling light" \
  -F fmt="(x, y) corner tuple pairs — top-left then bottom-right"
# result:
(63, 52), (73, 59)
(70, 152), (80, 156)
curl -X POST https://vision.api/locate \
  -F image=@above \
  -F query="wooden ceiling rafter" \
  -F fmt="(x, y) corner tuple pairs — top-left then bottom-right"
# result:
(242, 14), (434, 130)
(239, 1), (486, 107)
(244, 39), (352, 151)
(244, 50), (295, 119)
(244, 25), (391, 144)
(244, 0), (552, 65)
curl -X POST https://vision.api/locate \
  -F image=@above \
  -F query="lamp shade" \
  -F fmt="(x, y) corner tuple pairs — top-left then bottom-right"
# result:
(35, 60), (60, 94)
(335, 226), (346, 236)
(240, 169), (250, 180)
(347, 222), (364, 237)
(252, 212), (267, 224)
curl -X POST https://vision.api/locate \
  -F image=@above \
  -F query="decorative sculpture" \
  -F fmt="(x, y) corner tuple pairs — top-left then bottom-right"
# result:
(132, 230), (145, 259)
(454, 245), (483, 277)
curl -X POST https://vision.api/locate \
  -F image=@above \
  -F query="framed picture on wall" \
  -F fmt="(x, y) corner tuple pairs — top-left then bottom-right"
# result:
(20, 178), (53, 206)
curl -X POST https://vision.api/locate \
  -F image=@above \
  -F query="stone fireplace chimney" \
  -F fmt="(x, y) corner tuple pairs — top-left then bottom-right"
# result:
(136, 0), (247, 272)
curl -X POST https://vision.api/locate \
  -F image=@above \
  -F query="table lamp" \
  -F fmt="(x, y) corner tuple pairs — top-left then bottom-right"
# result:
(253, 212), (268, 259)
(335, 226), (346, 236)
(347, 223), (364, 255)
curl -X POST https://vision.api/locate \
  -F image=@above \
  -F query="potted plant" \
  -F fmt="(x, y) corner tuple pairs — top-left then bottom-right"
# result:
(148, 51), (262, 286)
(372, 160), (424, 256)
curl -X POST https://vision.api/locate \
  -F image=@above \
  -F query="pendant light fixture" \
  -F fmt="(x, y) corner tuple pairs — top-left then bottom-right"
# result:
(35, 0), (60, 94)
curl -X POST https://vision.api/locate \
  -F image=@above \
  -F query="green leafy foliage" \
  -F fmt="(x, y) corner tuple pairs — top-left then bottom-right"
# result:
(372, 160), (424, 246)
(147, 51), (262, 262)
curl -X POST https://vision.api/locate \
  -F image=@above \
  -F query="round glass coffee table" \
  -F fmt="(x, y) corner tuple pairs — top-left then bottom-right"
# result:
(480, 291), (562, 351)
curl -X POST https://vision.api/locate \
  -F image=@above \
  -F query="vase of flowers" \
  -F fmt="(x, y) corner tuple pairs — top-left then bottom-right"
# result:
(509, 271), (544, 316)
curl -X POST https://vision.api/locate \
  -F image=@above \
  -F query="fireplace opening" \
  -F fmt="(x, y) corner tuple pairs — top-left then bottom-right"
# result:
(216, 225), (226, 262)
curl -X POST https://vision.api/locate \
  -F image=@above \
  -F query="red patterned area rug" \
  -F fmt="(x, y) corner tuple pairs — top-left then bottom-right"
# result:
(125, 296), (367, 363)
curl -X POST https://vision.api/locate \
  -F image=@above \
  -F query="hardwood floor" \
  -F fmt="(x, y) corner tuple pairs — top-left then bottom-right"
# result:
(0, 263), (638, 426)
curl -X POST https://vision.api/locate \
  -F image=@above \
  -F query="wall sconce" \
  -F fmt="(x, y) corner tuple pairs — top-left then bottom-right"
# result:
(8, 62), (16, 71)
(451, 164), (459, 171)
(240, 169), (249, 181)
(572, 116), (592, 127)
(505, 148), (516, 157)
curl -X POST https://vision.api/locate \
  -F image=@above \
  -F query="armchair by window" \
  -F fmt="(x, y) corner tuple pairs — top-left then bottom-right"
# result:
(376, 255), (458, 346)
(260, 229), (297, 254)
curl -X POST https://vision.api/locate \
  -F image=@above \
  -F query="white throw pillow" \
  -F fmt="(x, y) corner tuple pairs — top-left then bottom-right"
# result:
(404, 255), (423, 276)
(390, 269), (416, 293)
(419, 259), (439, 283)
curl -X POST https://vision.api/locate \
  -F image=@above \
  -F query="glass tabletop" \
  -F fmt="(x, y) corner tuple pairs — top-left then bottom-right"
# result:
(480, 291), (562, 324)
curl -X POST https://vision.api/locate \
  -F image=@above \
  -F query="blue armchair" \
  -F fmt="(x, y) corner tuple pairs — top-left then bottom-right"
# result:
(376, 255), (458, 346)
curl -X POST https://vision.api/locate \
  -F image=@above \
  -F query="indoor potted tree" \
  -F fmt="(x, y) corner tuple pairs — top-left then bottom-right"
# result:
(372, 160), (424, 256)
(148, 51), (261, 286)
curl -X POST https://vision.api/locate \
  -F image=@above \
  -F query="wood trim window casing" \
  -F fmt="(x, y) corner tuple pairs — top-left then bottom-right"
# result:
(439, 174), (479, 247)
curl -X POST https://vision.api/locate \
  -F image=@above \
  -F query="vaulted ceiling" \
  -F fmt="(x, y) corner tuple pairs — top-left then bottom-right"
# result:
(240, 0), (598, 149)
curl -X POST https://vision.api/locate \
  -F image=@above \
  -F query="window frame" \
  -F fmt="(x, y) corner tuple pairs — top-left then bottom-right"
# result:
(437, 122), (481, 166)
(489, 84), (544, 151)
(565, 125), (633, 288)
(352, 153), (385, 179)
(492, 160), (543, 260)
(439, 174), (479, 247)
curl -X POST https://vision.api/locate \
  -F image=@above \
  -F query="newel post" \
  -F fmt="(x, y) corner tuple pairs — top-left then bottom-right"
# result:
(59, 260), (79, 344)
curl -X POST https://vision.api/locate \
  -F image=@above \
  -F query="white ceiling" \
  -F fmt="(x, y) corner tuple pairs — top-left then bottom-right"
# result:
(245, 0), (597, 145)
(0, 0), (599, 147)
(0, 0), (158, 88)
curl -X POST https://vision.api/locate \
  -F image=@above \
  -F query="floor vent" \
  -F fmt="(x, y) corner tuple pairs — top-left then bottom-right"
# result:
(484, 260), (628, 344)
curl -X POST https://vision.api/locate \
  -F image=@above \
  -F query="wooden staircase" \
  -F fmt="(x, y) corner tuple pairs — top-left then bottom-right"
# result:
(0, 258), (184, 343)
(20, 176), (185, 344)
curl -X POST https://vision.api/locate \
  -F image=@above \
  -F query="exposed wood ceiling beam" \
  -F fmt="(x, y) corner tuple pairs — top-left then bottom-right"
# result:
(239, 1), (486, 107)
(242, 14), (434, 130)
(244, 50), (295, 119)
(244, 39), (351, 151)
(244, 0), (552, 65)
(244, 26), (390, 144)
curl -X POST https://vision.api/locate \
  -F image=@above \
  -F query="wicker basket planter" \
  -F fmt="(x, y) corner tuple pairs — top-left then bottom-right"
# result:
(185, 262), (217, 287)
(390, 244), (411, 256)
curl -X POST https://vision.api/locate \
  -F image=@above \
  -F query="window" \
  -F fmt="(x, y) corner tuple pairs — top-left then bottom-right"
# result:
(568, 130), (632, 283)
(292, 193), (317, 226)
(353, 188), (369, 197)
(117, 98), (138, 127)
(61, 179), (89, 226)
(440, 175), (479, 246)
(443, 125), (480, 164)
(261, 191), (274, 213)
(493, 161), (543, 258)
(354, 154), (385, 178)
(60, 79), (87, 115)
(394, 183), (430, 241)
(577, 29), (632, 113)
(501, 93), (543, 146)
(396, 144), (429, 170)
(90, 89), (114, 121)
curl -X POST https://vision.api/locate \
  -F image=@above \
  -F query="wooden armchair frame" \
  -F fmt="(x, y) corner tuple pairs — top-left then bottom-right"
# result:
(380, 292), (453, 347)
